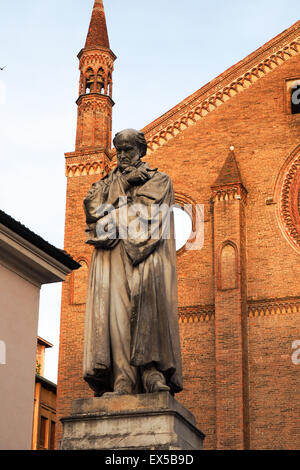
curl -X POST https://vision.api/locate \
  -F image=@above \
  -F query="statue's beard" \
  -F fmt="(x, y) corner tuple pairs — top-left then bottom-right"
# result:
(118, 160), (130, 169)
(118, 158), (141, 172)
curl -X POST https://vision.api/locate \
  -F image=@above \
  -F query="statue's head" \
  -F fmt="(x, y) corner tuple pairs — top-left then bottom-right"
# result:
(113, 129), (147, 171)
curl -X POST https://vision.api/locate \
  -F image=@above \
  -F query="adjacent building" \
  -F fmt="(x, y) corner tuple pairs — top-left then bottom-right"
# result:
(0, 210), (80, 450)
(32, 337), (57, 450)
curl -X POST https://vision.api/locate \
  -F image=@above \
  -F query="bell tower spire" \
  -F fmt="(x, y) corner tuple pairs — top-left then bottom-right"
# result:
(85, 0), (110, 49)
(75, 0), (116, 151)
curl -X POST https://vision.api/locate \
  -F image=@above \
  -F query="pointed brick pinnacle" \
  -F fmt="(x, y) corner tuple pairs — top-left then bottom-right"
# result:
(94, 0), (104, 9)
(85, 0), (110, 49)
(214, 147), (244, 187)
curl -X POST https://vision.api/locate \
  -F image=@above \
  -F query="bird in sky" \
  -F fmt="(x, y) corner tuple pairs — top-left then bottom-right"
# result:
(0, 66), (6, 71)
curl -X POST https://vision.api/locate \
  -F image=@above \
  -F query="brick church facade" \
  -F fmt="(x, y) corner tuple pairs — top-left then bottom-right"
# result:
(57, 0), (300, 449)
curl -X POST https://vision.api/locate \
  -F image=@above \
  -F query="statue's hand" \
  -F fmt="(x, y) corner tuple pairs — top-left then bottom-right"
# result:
(123, 167), (150, 185)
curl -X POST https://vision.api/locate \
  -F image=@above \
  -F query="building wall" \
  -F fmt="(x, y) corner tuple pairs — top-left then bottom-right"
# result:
(0, 264), (40, 450)
(248, 314), (299, 450)
(36, 344), (45, 376)
(146, 54), (300, 302)
(144, 53), (300, 448)
(179, 320), (216, 450)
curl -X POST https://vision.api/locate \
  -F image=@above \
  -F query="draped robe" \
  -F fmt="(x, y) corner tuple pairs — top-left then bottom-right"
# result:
(83, 161), (183, 395)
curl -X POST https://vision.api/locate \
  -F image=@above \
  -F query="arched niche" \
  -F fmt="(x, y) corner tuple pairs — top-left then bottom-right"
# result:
(217, 241), (238, 291)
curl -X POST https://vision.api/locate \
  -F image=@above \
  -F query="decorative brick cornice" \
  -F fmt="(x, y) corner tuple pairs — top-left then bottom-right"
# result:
(76, 94), (114, 108)
(139, 22), (300, 155)
(248, 296), (300, 318)
(211, 183), (248, 203)
(178, 305), (215, 324)
(65, 149), (111, 178)
(78, 51), (116, 73)
(65, 148), (112, 161)
(178, 298), (300, 323)
(66, 159), (110, 178)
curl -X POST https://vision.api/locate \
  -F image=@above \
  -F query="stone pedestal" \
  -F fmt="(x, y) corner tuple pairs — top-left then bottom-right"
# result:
(60, 392), (205, 450)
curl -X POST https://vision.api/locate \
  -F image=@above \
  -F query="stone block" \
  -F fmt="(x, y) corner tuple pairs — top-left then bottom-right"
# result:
(60, 392), (205, 450)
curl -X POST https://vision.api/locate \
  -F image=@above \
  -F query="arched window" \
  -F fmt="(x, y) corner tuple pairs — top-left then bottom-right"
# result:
(85, 68), (95, 94)
(286, 79), (300, 114)
(291, 81), (300, 115)
(96, 68), (105, 94)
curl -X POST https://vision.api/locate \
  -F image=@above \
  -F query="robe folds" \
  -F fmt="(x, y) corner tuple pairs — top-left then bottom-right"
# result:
(83, 161), (183, 395)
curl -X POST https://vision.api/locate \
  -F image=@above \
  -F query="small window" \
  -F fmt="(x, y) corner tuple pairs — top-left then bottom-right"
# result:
(286, 79), (300, 114)
(39, 416), (48, 448)
(291, 82), (300, 114)
(50, 421), (56, 450)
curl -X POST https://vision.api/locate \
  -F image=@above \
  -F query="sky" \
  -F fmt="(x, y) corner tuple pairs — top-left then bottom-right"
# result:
(0, 0), (299, 383)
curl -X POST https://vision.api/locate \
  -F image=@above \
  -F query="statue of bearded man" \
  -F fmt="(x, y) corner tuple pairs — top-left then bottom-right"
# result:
(83, 128), (183, 397)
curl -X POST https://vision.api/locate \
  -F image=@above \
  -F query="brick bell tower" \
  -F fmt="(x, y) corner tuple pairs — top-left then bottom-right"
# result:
(56, 0), (116, 446)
